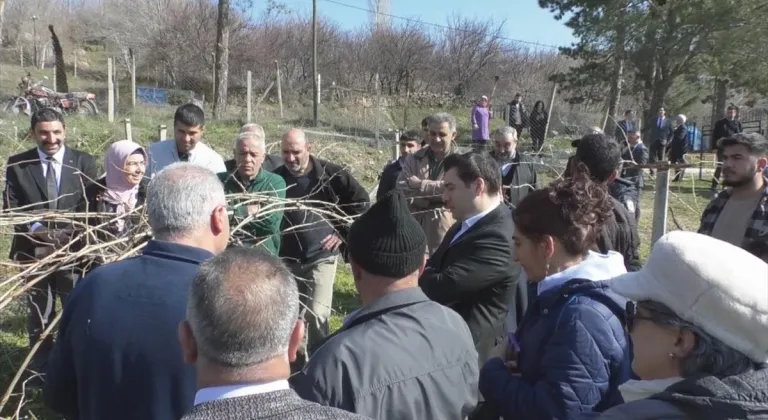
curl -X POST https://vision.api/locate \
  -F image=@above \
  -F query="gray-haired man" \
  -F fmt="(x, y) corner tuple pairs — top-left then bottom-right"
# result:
(44, 163), (230, 420)
(179, 247), (370, 420)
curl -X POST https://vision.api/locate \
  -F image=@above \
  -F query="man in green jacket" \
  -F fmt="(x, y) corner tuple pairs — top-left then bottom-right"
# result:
(218, 127), (286, 256)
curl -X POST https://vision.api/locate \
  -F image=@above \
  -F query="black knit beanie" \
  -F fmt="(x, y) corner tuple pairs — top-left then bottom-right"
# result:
(347, 190), (427, 278)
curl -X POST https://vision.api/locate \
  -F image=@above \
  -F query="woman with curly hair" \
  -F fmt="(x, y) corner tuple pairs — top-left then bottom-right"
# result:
(479, 170), (632, 419)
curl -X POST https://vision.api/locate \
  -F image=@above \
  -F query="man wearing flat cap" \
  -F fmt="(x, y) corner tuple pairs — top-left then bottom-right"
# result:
(291, 190), (479, 420)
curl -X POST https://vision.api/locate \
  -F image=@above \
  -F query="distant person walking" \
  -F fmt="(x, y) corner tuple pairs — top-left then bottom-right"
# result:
(711, 105), (743, 192)
(471, 95), (491, 148)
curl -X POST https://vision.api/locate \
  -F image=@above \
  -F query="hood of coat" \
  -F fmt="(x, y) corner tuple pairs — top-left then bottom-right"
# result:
(652, 368), (768, 418)
(536, 251), (627, 296)
(619, 378), (684, 402)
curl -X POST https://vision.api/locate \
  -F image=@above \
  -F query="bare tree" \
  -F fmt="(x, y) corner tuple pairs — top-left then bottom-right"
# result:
(213, 0), (231, 118)
(440, 15), (505, 96)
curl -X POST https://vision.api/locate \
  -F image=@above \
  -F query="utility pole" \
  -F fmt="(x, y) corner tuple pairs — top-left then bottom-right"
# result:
(31, 15), (38, 68)
(312, 0), (318, 126)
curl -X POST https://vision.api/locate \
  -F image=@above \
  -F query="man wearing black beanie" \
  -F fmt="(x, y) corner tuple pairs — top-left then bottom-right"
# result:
(291, 190), (479, 420)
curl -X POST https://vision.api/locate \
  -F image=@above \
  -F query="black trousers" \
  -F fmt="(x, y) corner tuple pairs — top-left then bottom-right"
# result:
(27, 270), (78, 371)
(711, 149), (724, 189)
(669, 153), (687, 182)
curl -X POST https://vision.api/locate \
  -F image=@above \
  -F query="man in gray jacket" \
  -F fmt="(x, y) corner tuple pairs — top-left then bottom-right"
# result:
(291, 190), (479, 419)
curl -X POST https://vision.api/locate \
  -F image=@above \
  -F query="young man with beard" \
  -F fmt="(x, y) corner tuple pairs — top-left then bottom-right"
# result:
(699, 132), (768, 249)
(490, 126), (538, 210)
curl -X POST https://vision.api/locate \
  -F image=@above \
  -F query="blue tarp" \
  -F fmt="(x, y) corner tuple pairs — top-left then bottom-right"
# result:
(136, 87), (169, 106)
(686, 123), (704, 152)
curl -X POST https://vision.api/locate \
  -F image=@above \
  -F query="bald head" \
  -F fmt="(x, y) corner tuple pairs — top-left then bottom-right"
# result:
(281, 128), (312, 176)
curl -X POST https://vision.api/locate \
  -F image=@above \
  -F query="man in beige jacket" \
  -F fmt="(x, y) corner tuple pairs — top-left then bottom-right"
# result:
(397, 113), (457, 255)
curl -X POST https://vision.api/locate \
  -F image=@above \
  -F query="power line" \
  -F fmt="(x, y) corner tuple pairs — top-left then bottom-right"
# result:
(319, 0), (563, 50)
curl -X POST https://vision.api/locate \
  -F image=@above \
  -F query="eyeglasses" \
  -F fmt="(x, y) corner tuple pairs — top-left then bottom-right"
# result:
(625, 301), (656, 333)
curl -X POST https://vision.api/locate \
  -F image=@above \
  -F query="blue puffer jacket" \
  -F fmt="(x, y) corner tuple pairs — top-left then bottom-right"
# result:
(480, 253), (632, 419)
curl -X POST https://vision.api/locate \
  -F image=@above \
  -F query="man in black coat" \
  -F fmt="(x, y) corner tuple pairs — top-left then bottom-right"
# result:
(648, 106), (674, 175)
(274, 129), (370, 369)
(2, 108), (98, 374)
(376, 130), (422, 201)
(419, 152), (516, 365)
(490, 126), (537, 210)
(711, 104), (743, 192)
(573, 133), (642, 272)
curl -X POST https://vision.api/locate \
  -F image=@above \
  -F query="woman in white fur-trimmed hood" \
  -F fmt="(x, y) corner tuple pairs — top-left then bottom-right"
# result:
(591, 231), (768, 420)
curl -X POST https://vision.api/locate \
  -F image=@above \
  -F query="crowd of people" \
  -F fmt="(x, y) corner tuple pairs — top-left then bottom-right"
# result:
(2, 102), (768, 420)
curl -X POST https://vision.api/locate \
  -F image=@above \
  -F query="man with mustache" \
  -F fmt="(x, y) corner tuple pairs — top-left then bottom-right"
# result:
(273, 128), (370, 370)
(218, 128), (286, 256)
(2, 108), (98, 380)
(699, 133), (768, 249)
(490, 126), (538, 210)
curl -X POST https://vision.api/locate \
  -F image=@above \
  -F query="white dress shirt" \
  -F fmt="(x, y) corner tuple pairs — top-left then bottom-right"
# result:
(449, 199), (501, 245)
(146, 139), (227, 177)
(30, 146), (67, 233)
(193, 379), (290, 406)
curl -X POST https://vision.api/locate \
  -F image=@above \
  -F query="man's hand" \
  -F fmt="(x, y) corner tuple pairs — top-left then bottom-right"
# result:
(247, 204), (261, 216)
(320, 234), (343, 251)
(34, 227), (73, 247)
(407, 176), (423, 190)
(473, 124), (479, 130)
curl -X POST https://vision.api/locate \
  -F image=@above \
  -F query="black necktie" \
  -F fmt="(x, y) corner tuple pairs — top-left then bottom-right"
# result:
(46, 157), (58, 209)
(179, 153), (190, 162)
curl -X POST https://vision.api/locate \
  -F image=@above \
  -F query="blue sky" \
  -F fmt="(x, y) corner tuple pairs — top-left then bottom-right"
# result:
(253, 0), (575, 50)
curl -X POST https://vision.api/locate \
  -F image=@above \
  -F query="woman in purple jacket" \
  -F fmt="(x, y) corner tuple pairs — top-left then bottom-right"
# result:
(471, 95), (491, 147)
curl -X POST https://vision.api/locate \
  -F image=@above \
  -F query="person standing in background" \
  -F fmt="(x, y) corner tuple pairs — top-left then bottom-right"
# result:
(397, 113), (458, 255)
(528, 100), (548, 153)
(507, 93), (527, 138)
(615, 110), (638, 144)
(471, 96), (491, 149)
(2, 108), (98, 379)
(647, 107), (674, 175)
(377, 130), (422, 201)
(667, 114), (690, 182)
(147, 104), (226, 176)
(711, 104), (743, 193)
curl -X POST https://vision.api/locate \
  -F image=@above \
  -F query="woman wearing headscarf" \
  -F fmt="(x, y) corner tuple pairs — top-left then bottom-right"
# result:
(529, 100), (548, 153)
(86, 140), (148, 236)
(471, 95), (491, 148)
(592, 231), (768, 419)
(479, 171), (631, 419)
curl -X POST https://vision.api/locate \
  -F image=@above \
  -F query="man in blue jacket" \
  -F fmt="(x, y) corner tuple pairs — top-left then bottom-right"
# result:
(43, 163), (231, 420)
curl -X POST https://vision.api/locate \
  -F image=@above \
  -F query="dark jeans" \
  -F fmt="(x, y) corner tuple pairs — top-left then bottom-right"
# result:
(669, 153), (687, 182)
(27, 269), (78, 372)
(648, 141), (666, 175)
(512, 124), (524, 138)
(711, 149), (724, 189)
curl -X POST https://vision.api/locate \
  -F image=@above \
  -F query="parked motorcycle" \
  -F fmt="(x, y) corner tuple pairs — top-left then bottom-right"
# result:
(4, 74), (99, 116)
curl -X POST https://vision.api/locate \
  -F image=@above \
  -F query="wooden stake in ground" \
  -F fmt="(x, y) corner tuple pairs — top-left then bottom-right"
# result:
(275, 60), (283, 118)
(107, 58), (115, 123)
(213, 0), (231, 119)
(246, 70), (252, 123)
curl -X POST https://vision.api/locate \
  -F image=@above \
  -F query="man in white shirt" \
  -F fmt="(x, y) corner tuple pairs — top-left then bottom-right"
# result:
(147, 104), (226, 177)
(178, 247), (369, 420)
(419, 152), (518, 365)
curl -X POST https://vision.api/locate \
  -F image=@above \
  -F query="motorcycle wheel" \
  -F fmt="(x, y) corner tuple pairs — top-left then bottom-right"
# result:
(3, 97), (31, 115)
(78, 100), (99, 116)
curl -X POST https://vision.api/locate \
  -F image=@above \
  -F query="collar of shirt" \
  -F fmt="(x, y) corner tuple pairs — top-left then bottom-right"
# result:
(450, 199), (501, 245)
(499, 151), (518, 176)
(37, 146), (66, 164)
(194, 380), (290, 406)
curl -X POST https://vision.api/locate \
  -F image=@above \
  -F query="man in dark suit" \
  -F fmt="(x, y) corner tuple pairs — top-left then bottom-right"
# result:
(179, 247), (369, 420)
(43, 163), (231, 420)
(648, 106), (674, 175)
(2, 108), (98, 374)
(376, 130), (422, 200)
(419, 152), (517, 365)
(614, 109), (638, 144)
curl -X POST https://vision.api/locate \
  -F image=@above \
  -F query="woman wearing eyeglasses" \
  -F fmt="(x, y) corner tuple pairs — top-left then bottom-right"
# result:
(478, 171), (631, 419)
(594, 231), (768, 419)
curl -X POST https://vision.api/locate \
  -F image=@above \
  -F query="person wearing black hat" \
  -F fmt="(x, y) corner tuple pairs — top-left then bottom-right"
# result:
(291, 190), (479, 420)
